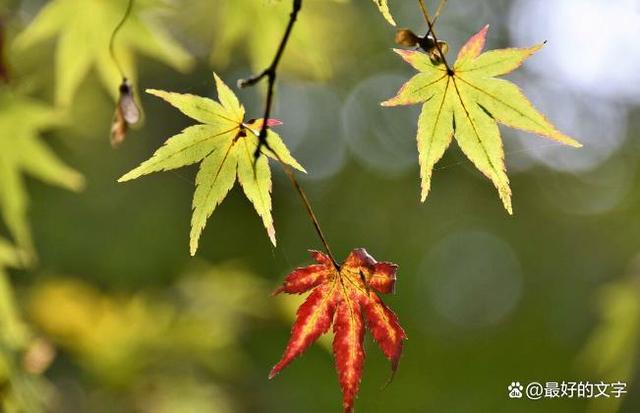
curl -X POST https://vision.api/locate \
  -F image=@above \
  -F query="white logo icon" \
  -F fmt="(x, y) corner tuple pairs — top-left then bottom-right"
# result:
(508, 382), (524, 399)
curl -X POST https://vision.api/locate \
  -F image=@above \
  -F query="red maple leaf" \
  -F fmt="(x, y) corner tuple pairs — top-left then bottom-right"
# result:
(270, 249), (407, 412)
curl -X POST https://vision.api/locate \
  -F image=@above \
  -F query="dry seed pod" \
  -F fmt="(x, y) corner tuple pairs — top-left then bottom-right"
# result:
(394, 28), (449, 64)
(395, 28), (421, 48)
(110, 78), (141, 148)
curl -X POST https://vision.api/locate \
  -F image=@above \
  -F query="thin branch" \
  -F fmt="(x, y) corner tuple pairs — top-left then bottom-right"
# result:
(238, 0), (302, 154)
(109, 0), (134, 80)
(238, 0), (339, 269)
(432, 0), (447, 26)
(417, 0), (452, 73)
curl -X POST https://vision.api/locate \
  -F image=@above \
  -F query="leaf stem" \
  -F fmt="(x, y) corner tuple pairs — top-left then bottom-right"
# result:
(238, 0), (339, 269)
(109, 0), (134, 80)
(282, 166), (338, 268)
(417, 0), (452, 73)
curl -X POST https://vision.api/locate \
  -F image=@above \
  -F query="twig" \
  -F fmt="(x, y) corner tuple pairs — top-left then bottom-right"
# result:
(109, 0), (134, 80)
(238, 0), (302, 158)
(238, 0), (339, 269)
(432, 0), (447, 26)
(417, 0), (452, 73)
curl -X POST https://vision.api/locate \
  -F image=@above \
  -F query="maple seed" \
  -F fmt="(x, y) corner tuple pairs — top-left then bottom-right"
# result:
(271, 249), (406, 413)
(395, 29), (421, 48)
(395, 28), (449, 65)
(111, 78), (141, 148)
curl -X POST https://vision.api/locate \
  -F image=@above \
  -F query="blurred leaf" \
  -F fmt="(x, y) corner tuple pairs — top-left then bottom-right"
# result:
(210, 0), (346, 80)
(118, 73), (304, 255)
(382, 25), (581, 213)
(0, 91), (84, 258)
(0, 238), (51, 413)
(13, 0), (193, 106)
(134, 376), (233, 413)
(581, 274), (640, 413)
(27, 277), (174, 386)
(270, 249), (406, 413)
(27, 261), (269, 389)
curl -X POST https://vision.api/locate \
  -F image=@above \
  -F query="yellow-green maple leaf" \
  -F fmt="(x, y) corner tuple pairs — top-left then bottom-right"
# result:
(0, 91), (84, 257)
(118, 73), (305, 255)
(13, 0), (193, 106)
(382, 25), (582, 214)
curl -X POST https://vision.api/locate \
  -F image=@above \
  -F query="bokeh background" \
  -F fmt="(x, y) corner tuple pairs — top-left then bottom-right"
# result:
(1, 0), (640, 412)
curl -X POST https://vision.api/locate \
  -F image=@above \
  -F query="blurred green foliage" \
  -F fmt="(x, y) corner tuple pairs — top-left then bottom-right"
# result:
(581, 265), (640, 413)
(0, 0), (639, 412)
(0, 91), (83, 258)
(23, 262), (268, 412)
(0, 238), (51, 413)
(13, 0), (193, 105)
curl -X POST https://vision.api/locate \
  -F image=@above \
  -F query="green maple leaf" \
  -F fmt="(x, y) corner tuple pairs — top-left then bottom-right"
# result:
(372, 0), (396, 25)
(0, 91), (84, 257)
(118, 73), (305, 256)
(13, 0), (193, 106)
(382, 25), (581, 213)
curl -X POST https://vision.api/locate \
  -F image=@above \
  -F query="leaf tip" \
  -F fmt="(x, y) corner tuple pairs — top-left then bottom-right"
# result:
(420, 179), (432, 203)
(68, 174), (86, 192)
(381, 96), (403, 107)
(145, 89), (164, 98)
(268, 367), (279, 380)
(505, 203), (514, 215)
(189, 238), (199, 256)
(117, 173), (132, 183)
(268, 228), (277, 246)
(564, 137), (583, 148)
(391, 48), (408, 57)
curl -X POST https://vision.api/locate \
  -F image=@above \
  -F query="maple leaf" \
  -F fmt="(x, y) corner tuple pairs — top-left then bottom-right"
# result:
(372, 0), (396, 26)
(0, 91), (84, 258)
(382, 25), (582, 213)
(270, 249), (406, 413)
(13, 0), (193, 106)
(118, 73), (305, 255)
